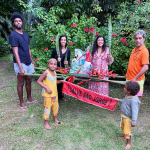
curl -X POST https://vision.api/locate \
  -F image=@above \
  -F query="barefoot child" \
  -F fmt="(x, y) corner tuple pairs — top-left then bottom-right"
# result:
(37, 58), (63, 129)
(115, 81), (141, 149)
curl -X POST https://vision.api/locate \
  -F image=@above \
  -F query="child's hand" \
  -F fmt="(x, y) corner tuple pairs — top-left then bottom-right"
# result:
(114, 98), (120, 101)
(46, 87), (52, 94)
(131, 123), (136, 127)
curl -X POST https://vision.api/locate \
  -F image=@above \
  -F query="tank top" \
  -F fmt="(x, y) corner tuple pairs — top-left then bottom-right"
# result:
(42, 70), (57, 97)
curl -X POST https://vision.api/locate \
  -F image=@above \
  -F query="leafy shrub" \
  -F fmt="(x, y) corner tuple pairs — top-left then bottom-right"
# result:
(109, 1), (150, 81)
(0, 35), (11, 57)
(21, 0), (150, 82)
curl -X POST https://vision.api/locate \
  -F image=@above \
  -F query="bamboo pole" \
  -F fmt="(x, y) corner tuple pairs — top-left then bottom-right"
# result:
(91, 78), (126, 85)
(25, 73), (126, 85)
(35, 67), (47, 70)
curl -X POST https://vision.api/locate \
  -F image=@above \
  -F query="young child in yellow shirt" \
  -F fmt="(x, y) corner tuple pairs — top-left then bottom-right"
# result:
(37, 58), (63, 129)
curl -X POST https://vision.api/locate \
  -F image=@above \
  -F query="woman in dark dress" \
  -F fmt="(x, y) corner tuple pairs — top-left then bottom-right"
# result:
(51, 35), (71, 100)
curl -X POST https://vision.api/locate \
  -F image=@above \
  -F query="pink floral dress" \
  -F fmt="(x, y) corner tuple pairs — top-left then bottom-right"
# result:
(88, 47), (114, 96)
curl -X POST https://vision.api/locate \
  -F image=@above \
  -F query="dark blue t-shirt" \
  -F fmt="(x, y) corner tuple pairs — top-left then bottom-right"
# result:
(9, 31), (31, 65)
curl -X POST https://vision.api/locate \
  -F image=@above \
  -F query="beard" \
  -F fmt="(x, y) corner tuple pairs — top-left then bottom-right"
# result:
(14, 24), (22, 30)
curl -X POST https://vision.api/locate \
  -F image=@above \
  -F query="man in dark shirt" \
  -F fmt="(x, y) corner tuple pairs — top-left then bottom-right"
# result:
(9, 12), (38, 110)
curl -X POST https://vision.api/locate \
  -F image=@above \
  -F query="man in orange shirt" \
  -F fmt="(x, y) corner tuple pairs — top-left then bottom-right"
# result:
(126, 30), (149, 101)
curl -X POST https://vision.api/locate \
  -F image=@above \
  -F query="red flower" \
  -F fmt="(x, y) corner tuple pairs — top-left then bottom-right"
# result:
(44, 48), (48, 51)
(84, 28), (88, 31)
(124, 61), (126, 63)
(51, 37), (54, 41)
(145, 30), (147, 32)
(35, 58), (38, 62)
(71, 23), (77, 27)
(124, 43), (128, 46)
(108, 71), (113, 75)
(112, 33), (116, 36)
(111, 74), (118, 78)
(54, 41), (56, 44)
(131, 14), (134, 17)
(89, 27), (94, 34)
(69, 42), (72, 45)
(95, 32), (99, 36)
(121, 37), (126, 42)
(138, 1), (140, 3)
(75, 13), (77, 15)
(67, 76), (75, 83)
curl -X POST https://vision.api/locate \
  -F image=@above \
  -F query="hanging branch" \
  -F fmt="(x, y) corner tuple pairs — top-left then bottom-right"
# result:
(56, 33), (61, 67)
(108, 14), (112, 64)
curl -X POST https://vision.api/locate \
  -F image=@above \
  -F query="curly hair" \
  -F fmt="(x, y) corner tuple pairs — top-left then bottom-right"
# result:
(91, 35), (107, 57)
(10, 12), (23, 23)
(126, 81), (140, 96)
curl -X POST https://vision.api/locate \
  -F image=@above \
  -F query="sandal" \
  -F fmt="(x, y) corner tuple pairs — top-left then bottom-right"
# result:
(19, 106), (28, 110)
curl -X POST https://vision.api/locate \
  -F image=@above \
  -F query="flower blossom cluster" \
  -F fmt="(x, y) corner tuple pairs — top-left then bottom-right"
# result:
(44, 48), (48, 51)
(71, 23), (77, 27)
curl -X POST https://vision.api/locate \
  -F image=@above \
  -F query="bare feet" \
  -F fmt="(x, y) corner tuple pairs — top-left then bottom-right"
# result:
(53, 119), (63, 124)
(125, 143), (131, 149)
(118, 136), (125, 139)
(53, 116), (63, 124)
(44, 124), (51, 129)
(44, 120), (51, 129)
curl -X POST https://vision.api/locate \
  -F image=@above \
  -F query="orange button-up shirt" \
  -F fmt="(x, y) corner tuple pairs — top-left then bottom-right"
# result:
(126, 44), (149, 81)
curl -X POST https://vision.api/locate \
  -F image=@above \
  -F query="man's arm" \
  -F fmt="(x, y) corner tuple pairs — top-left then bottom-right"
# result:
(12, 47), (25, 76)
(29, 47), (35, 68)
(132, 64), (149, 82)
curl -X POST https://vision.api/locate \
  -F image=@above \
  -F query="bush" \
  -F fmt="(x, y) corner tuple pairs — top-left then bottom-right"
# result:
(0, 35), (11, 57)
(22, 0), (150, 82)
(109, 1), (150, 80)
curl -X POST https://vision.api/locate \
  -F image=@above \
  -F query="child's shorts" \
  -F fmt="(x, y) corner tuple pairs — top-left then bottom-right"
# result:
(121, 114), (131, 139)
(14, 63), (35, 76)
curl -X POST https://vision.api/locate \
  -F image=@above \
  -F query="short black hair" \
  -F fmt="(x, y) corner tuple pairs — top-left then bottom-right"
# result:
(10, 12), (23, 23)
(126, 81), (140, 96)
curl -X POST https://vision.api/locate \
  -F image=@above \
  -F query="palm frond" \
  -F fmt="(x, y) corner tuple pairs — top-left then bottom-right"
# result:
(108, 14), (112, 54)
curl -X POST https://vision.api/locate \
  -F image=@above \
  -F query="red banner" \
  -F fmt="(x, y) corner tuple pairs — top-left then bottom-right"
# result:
(62, 81), (117, 111)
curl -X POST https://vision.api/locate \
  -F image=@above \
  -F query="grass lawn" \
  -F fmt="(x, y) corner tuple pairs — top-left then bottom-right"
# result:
(0, 55), (150, 150)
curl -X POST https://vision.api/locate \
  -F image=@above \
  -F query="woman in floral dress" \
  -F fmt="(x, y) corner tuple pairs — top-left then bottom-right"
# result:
(88, 35), (114, 96)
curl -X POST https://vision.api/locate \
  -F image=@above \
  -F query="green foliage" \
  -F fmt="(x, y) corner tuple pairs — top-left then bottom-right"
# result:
(21, 3), (101, 68)
(0, 0), (28, 18)
(109, 1), (150, 80)
(19, 0), (150, 83)
(0, 16), (13, 41)
(0, 35), (11, 57)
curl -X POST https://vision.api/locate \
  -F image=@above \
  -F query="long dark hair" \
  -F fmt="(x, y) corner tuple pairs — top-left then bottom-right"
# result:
(91, 35), (107, 57)
(59, 35), (67, 50)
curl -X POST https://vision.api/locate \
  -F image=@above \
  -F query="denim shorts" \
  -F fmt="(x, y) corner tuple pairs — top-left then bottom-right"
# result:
(14, 63), (35, 76)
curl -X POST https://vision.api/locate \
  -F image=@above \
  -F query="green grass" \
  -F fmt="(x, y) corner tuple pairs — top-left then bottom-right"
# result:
(0, 55), (150, 150)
